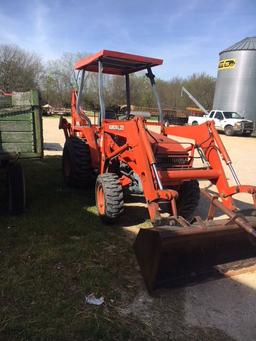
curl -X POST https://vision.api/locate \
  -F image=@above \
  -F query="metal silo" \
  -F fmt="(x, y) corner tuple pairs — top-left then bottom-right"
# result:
(213, 37), (256, 122)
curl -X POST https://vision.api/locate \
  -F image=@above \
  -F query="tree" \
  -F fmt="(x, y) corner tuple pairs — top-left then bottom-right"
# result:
(182, 73), (216, 110)
(0, 45), (42, 92)
(40, 51), (216, 111)
(0, 44), (216, 111)
(41, 52), (100, 108)
(42, 52), (83, 107)
(155, 77), (183, 108)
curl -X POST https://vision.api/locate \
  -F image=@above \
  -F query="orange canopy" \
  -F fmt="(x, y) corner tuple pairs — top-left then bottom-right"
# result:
(75, 49), (163, 75)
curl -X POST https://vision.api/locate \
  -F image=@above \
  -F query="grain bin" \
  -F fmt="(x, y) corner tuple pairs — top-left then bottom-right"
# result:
(213, 37), (256, 122)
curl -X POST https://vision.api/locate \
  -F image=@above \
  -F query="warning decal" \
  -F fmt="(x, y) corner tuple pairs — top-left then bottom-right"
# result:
(218, 59), (236, 70)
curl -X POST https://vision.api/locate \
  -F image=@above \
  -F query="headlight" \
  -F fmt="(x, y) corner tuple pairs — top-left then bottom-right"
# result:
(234, 122), (241, 128)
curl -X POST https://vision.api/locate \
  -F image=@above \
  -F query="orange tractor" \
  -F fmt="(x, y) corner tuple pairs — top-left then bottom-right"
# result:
(60, 50), (256, 292)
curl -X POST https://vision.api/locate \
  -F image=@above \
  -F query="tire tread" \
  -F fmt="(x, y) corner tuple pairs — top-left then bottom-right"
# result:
(96, 173), (124, 223)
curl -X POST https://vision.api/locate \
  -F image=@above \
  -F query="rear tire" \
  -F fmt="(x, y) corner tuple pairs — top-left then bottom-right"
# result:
(224, 125), (234, 136)
(8, 162), (26, 215)
(176, 180), (200, 221)
(62, 137), (94, 188)
(192, 121), (198, 126)
(95, 173), (124, 223)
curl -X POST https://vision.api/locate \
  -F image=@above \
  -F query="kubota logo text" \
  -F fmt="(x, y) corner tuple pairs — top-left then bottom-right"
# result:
(108, 124), (124, 131)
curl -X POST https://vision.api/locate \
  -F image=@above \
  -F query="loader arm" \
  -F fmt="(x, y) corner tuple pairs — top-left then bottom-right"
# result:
(163, 121), (256, 209)
(101, 117), (180, 222)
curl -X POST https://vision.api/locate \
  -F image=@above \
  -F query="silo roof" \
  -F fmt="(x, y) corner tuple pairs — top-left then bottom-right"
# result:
(220, 37), (256, 54)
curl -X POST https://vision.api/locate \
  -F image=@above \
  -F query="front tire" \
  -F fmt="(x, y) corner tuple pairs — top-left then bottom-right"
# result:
(95, 173), (124, 223)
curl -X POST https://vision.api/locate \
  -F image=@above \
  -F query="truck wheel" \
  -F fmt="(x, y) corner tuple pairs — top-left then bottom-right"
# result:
(95, 173), (124, 223)
(192, 121), (198, 126)
(224, 125), (234, 136)
(176, 180), (200, 222)
(243, 132), (252, 137)
(63, 136), (94, 187)
(8, 162), (26, 215)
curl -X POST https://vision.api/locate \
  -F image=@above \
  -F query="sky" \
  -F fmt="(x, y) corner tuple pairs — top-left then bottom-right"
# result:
(0, 0), (256, 79)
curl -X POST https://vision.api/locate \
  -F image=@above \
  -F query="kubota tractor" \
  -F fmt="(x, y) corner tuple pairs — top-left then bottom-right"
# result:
(59, 50), (256, 292)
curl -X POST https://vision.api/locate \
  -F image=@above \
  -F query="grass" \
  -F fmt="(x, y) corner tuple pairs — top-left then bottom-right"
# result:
(0, 157), (151, 340)
(0, 157), (238, 341)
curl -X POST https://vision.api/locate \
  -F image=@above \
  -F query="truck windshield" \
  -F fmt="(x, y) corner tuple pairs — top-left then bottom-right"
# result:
(223, 112), (242, 119)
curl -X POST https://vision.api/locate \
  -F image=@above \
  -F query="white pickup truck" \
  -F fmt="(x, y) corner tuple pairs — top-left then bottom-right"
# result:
(188, 110), (254, 136)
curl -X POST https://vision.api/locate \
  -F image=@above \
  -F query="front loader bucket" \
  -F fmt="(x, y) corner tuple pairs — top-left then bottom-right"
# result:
(133, 220), (256, 293)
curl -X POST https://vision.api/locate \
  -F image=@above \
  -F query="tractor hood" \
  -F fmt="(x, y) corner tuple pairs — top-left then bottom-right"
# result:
(147, 130), (188, 154)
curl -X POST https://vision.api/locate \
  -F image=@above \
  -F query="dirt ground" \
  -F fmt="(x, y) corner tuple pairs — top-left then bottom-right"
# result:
(43, 117), (256, 340)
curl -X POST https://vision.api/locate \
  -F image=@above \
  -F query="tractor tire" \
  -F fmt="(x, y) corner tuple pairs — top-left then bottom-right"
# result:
(176, 180), (200, 222)
(62, 136), (94, 188)
(224, 125), (234, 136)
(95, 173), (124, 224)
(8, 162), (26, 215)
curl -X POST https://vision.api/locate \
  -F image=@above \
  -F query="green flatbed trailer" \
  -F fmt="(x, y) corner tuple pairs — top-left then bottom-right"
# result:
(0, 90), (43, 214)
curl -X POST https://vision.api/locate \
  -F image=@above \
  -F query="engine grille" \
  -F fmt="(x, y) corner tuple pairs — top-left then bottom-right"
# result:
(242, 121), (253, 130)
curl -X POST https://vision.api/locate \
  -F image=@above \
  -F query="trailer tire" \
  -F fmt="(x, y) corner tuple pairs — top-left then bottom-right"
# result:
(224, 125), (234, 136)
(176, 180), (200, 221)
(63, 136), (94, 187)
(8, 162), (26, 215)
(96, 173), (124, 224)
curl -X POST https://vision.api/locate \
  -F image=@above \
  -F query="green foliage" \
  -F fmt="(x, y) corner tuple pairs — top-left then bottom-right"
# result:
(40, 53), (215, 110)
(183, 73), (216, 109)
(0, 157), (151, 340)
(0, 157), (233, 340)
(41, 52), (85, 107)
(0, 45), (42, 92)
